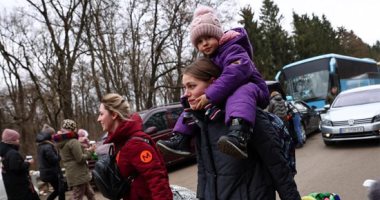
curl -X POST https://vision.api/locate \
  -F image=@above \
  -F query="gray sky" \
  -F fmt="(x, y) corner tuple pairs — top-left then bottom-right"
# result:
(1, 0), (379, 46)
(239, 0), (380, 46)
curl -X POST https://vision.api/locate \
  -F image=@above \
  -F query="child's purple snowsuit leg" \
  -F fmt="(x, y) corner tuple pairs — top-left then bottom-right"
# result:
(225, 82), (267, 125)
(173, 112), (199, 135)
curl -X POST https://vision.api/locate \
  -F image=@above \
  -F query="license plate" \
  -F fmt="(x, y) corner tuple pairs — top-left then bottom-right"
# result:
(340, 126), (364, 133)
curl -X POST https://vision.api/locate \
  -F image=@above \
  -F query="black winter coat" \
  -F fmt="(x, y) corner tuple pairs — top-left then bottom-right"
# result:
(36, 132), (62, 182)
(192, 108), (300, 200)
(192, 109), (275, 200)
(0, 142), (37, 200)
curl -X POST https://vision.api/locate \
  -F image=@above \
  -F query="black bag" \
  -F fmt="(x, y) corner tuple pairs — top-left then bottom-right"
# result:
(92, 144), (135, 200)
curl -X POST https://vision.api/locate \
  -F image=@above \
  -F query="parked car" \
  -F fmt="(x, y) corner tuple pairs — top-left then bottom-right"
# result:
(320, 84), (380, 145)
(139, 103), (196, 167)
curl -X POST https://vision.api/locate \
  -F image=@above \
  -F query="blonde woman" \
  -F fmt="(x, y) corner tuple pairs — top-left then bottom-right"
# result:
(97, 93), (172, 200)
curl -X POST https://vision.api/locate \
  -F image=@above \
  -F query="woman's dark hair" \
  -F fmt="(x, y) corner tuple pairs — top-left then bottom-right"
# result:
(183, 57), (221, 81)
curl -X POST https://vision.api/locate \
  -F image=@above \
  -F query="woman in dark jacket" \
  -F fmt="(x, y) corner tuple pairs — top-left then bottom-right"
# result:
(97, 93), (172, 200)
(181, 58), (300, 200)
(36, 124), (65, 200)
(0, 129), (39, 200)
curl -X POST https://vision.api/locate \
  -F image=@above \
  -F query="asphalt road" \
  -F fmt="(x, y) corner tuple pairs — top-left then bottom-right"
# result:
(39, 132), (380, 199)
(168, 132), (380, 199)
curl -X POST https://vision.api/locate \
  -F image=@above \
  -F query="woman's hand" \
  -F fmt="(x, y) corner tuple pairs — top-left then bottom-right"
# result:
(195, 94), (209, 110)
(87, 145), (96, 153)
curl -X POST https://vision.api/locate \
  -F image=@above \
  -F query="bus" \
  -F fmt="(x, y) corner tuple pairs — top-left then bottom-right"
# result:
(275, 53), (380, 110)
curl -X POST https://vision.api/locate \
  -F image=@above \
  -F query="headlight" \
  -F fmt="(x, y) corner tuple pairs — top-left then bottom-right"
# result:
(373, 114), (380, 122)
(321, 120), (332, 126)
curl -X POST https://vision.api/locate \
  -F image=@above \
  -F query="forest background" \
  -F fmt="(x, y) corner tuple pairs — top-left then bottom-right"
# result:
(1, 0), (379, 158)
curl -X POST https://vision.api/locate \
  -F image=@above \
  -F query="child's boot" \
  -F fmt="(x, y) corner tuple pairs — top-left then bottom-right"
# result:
(157, 133), (192, 156)
(217, 118), (251, 159)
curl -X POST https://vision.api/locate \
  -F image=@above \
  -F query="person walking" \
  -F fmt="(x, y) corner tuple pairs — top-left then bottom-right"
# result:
(36, 124), (66, 200)
(0, 129), (40, 200)
(53, 119), (96, 200)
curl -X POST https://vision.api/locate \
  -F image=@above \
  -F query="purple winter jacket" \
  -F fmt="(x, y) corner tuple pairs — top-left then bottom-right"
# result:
(173, 27), (269, 134)
(206, 27), (268, 108)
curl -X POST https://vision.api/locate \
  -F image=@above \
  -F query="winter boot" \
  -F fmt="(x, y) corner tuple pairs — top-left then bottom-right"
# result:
(217, 118), (251, 159)
(157, 133), (192, 156)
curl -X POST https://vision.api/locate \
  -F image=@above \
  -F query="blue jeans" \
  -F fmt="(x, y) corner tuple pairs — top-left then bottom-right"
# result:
(292, 113), (303, 144)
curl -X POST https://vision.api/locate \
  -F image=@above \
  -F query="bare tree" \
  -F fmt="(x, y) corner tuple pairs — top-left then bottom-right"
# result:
(27, 0), (90, 119)
(0, 41), (39, 158)
(0, 0), (236, 150)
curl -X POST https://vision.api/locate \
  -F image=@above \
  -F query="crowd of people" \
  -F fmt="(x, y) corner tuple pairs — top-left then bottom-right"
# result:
(0, 4), (360, 200)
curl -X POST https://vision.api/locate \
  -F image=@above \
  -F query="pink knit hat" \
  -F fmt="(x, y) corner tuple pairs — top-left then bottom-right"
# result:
(190, 5), (224, 47)
(1, 129), (20, 144)
(78, 129), (88, 138)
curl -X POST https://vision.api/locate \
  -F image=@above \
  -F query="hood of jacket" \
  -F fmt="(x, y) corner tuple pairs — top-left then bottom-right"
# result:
(0, 142), (17, 157)
(104, 113), (144, 147)
(216, 27), (253, 60)
(36, 132), (52, 143)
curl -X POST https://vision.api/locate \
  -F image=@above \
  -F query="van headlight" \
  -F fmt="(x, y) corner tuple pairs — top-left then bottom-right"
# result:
(373, 114), (380, 122)
(321, 120), (332, 126)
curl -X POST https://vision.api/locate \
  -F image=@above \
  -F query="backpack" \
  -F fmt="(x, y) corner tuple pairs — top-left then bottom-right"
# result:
(92, 137), (149, 200)
(267, 112), (297, 175)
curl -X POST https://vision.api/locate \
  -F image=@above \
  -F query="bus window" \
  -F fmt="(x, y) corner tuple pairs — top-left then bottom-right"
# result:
(285, 70), (329, 101)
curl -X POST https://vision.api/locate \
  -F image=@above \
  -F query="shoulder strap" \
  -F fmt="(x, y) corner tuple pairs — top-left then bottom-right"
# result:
(129, 136), (150, 145)
(112, 136), (151, 154)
